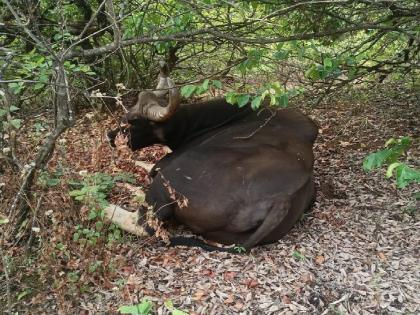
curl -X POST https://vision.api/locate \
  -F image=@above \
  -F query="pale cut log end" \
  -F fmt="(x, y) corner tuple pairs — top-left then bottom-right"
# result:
(135, 161), (155, 172)
(104, 204), (148, 237)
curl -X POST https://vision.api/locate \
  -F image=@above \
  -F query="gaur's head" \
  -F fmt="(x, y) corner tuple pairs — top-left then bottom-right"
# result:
(107, 118), (166, 150)
(107, 62), (180, 150)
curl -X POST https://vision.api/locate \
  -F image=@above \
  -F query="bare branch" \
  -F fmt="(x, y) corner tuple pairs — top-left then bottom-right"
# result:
(1, 0), (57, 59)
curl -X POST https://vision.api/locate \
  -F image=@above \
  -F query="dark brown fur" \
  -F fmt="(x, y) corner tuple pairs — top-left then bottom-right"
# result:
(109, 99), (318, 250)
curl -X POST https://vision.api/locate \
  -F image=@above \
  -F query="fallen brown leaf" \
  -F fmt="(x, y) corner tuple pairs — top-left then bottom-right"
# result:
(224, 294), (234, 304)
(223, 271), (236, 281)
(202, 269), (216, 278)
(378, 252), (387, 262)
(193, 289), (207, 301)
(234, 301), (244, 310)
(315, 255), (325, 265)
(243, 279), (259, 288)
(282, 295), (291, 304)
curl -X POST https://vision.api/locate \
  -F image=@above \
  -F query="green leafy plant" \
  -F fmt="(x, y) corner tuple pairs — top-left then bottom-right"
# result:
(67, 271), (80, 283)
(0, 102), (22, 131)
(363, 137), (419, 188)
(73, 225), (101, 246)
(69, 172), (135, 245)
(69, 172), (135, 220)
(292, 250), (305, 261)
(118, 299), (153, 315)
(38, 169), (63, 188)
(233, 246), (247, 254)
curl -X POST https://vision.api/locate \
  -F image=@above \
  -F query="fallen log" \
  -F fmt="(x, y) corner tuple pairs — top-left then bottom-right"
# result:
(104, 204), (148, 237)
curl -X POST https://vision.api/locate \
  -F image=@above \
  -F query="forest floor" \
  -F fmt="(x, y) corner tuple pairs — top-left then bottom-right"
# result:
(1, 84), (419, 314)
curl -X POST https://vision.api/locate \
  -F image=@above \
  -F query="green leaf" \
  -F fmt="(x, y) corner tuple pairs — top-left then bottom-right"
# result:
(398, 136), (412, 149)
(67, 271), (80, 282)
(88, 210), (97, 220)
(269, 82), (283, 94)
(9, 105), (19, 112)
(225, 92), (238, 105)
(53, 33), (62, 41)
(119, 299), (153, 315)
(34, 83), (45, 90)
(180, 85), (196, 98)
(211, 80), (222, 89)
(363, 149), (398, 171)
(0, 109), (7, 117)
(395, 164), (420, 188)
(277, 94), (289, 107)
(17, 289), (32, 301)
(297, 47), (305, 60)
(164, 300), (189, 315)
(251, 96), (262, 110)
(164, 300), (174, 309)
(10, 119), (22, 129)
(269, 94), (276, 106)
(39, 74), (49, 82)
(324, 57), (333, 68)
(386, 162), (402, 178)
(194, 86), (207, 95)
(46, 178), (60, 186)
(0, 217), (9, 225)
(95, 220), (104, 230)
(384, 138), (397, 147)
(292, 250), (305, 261)
(69, 189), (84, 197)
(8, 82), (24, 94)
(273, 50), (289, 60)
(233, 246), (246, 253)
(201, 79), (210, 90)
(237, 94), (250, 108)
(134, 194), (145, 203)
(305, 65), (320, 81)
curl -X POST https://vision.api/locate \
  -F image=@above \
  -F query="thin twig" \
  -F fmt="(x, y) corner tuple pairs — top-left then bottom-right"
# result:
(26, 193), (44, 250)
(234, 109), (276, 140)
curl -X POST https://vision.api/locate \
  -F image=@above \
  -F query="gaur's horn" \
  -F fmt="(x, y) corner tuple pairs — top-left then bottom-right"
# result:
(126, 61), (180, 122)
